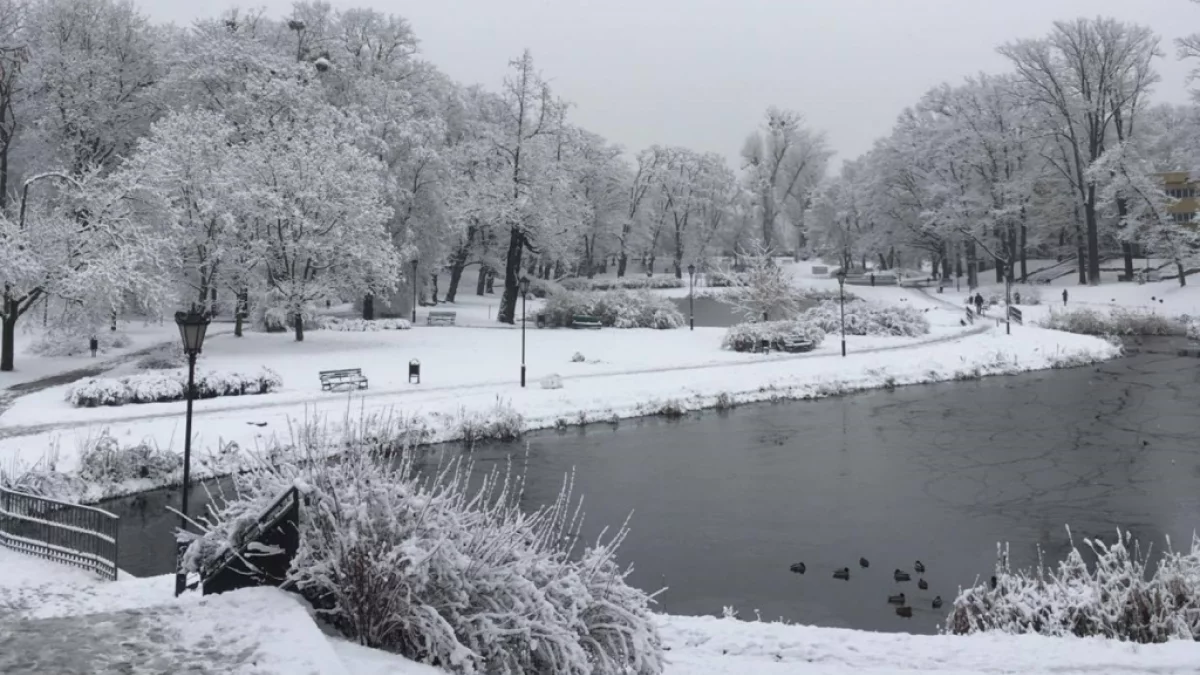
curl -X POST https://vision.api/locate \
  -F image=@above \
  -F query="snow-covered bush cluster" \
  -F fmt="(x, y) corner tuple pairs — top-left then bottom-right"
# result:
(322, 317), (412, 331)
(561, 276), (683, 291)
(27, 330), (132, 357)
(794, 287), (857, 304)
(253, 304), (325, 333)
(449, 397), (525, 446)
(135, 346), (188, 370)
(949, 529), (1200, 643)
(1040, 307), (1184, 336)
(67, 367), (282, 407)
(722, 319), (826, 353)
(182, 441), (663, 675)
(541, 290), (684, 329)
(77, 434), (182, 485)
(801, 300), (930, 337)
(1188, 320), (1200, 341)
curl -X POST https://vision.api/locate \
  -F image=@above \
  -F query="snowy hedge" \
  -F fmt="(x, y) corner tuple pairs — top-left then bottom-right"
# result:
(561, 276), (684, 291)
(949, 530), (1200, 643)
(67, 367), (282, 407)
(722, 319), (826, 353)
(801, 300), (930, 337)
(1040, 307), (1184, 336)
(78, 435), (182, 485)
(323, 317), (412, 331)
(182, 442), (663, 675)
(1188, 320), (1200, 341)
(27, 330), (132, 357)
(541, 290), (684, 329)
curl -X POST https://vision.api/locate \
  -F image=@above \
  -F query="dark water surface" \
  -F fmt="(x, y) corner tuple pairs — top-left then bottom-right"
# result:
(103, 338), (1200, 635)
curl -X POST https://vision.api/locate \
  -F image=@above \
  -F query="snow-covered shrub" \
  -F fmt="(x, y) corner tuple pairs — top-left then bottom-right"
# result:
(795, 287), (858, 304)
(135, 347), (187, 370)
(1013, 286), (1042, 306)
(541, 290), (684, 329)
(1188, 320), (1200, 341)
(253, 304), (323, 333)
(949, 529), (1200, 643)
(800, 300), (930, 337)
(1041, 307), (1184, 336)
(571, 351), (585, 363)
(528, 278), (567, 298)
(561, 276), (684, 291)
(541, 374), (564, 389)
(66, 367), (282, 407)
(181, 441), (663, 675)
(657, 399), (686, 419)
(721, 319), (826, 353)
(323, 317), (412, 331)
(713, 242), (800, 321)
(27, 330), (132, 357)
(449, 397), (524, 446)
(77, 434), (181, 484)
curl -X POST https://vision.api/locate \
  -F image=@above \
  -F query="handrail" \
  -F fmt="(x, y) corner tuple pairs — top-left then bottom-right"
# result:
(198, 486), (299, 586)
(0, 486), (120, 581)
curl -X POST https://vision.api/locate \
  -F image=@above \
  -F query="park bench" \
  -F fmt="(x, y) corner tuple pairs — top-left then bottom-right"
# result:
(320, 368), (368, 391)
(571, 315), (602, 329)
(426, 310), (457, 326)
(781, 336), (815, 353)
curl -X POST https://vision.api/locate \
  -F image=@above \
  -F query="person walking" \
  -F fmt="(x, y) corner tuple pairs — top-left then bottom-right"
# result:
(974, 292), (984, 315)
(1062, 288), (1068, 306)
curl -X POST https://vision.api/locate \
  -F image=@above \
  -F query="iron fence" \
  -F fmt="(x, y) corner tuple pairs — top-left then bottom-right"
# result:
(0, 486), (120, 581)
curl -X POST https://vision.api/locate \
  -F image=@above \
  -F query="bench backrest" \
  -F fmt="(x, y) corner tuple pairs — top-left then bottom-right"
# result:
(429, 311), (455, 317)
(320, 369), (362, 377)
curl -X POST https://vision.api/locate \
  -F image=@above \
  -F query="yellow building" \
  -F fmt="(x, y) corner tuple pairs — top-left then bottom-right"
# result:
(1159, 171), (1200, 223)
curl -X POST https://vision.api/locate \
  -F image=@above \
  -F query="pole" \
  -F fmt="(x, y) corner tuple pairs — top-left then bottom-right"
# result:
(839, 279), (846, 357)
(175, 351), (196, 597)
(410, 260), (418, 324)
(688, 272), (695, 331)
(520, 291), (527, 387)
(1005, 271), (1011, 336)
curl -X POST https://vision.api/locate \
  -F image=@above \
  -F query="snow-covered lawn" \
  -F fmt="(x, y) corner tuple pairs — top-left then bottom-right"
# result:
(5, 549), (1199, 675)
(0, 321), (182, 389)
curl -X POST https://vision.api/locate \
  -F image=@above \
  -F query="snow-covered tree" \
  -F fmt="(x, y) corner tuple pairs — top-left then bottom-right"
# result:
(740, 107), (831, 252)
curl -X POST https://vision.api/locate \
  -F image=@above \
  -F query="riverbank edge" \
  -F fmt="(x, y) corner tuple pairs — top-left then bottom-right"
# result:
(10, 327), (1119, 508)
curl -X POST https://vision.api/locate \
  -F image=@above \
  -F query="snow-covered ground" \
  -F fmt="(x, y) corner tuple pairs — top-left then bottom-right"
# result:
(0, 321), (182, 389)
(0, 262), (1120, 487)
(4, 549), (1199, 675)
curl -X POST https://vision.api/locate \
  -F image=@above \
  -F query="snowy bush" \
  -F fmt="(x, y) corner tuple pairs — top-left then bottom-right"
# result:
(449, 397), (524, 446)
(800, 300), (930, 337)
(528, 278), (567, 298)
(571, 352), (585, 363)
(949, 529), (1200, 643)
(794, 287), (858, 304)
(323, 317), (412, 332)
(541, 290), (684, 329)
(713, 242), (800, 321)
(1040, 307), (1184, 336)
(27, 330), (132, 357)
(1013, 286), (1043, 306)
(67, 367), (282, 407)
(1188, 321), (1200, 341)
(561, 276), (683, 291)
(77, 434), (181, 484)
(541, 374), (564, 389)
(181, 440), (663, 675)
(721, 319), (826, 353)
(253, 304), (324, 333)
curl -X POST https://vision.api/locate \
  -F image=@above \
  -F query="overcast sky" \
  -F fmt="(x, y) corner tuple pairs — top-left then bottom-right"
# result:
(144, 0), (1197, 167)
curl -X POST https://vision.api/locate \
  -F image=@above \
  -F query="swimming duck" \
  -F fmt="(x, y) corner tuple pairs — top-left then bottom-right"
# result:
(894, 569), (911, 582)
(932, 596), (944, 609)
(887, 593), (906, 605)
(789, 562), (806, 574)
(918, 578), (928, 590)
(895, 606), (913, 618)
(859, 557), (869, 568)
(833, 567), (850, 580)
(914, 560), (925, 574)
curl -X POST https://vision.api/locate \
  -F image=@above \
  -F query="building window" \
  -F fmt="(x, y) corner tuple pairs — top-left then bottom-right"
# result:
(1167, 187), (1197, 199)
(1171, 211), (1195, 223)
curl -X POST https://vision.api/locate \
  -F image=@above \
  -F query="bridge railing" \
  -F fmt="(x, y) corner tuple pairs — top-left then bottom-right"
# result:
(0, 486), (120, 581)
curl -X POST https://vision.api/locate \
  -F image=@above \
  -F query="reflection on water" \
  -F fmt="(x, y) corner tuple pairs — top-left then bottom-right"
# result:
(102, 338), (1200, 635)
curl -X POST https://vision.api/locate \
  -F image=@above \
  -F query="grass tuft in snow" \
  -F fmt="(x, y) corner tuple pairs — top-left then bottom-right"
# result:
(182, 437), (664, 675)
(949, 528), (1200, 643)
(449, 397), (524, 447)
(1040, 307), (1185, 336)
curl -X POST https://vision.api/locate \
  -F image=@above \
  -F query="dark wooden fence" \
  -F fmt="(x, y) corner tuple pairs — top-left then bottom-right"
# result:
(0, 486), (120, 581)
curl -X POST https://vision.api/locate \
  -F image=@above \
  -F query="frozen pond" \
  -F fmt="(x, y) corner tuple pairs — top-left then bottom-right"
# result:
(104, 337), (1200, 635)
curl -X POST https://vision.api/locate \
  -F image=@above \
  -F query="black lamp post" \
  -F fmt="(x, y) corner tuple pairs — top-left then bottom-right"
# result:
(687, 263), (696, 331)
(836, 271), (847, 357)
(520, 276), (530, 387)
(410, 258), (418, 324)
(173, 305), (209, 597)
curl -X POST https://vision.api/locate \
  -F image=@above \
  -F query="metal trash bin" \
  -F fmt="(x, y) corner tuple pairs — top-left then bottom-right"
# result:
(408, 359), (420, 384)
(536, 313), (546, 329)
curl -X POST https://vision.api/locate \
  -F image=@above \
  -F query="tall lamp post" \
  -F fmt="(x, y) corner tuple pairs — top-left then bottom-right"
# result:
(687, 263), (696, 331)
(836, 271), (847, 357)
(410, 258), (418, 324)
(519, 276), (530, 387)
(173, 305), (210, 597)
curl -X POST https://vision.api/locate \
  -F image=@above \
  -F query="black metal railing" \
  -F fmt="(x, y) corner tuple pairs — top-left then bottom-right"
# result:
(197, 486), (300, 594)
(0, 486), (120, 581)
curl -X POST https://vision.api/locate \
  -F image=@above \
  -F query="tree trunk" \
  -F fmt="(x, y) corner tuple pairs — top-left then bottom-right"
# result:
(476, 265), (488, 296)
(234, 290), (247, 338)
(294, 312), (304, 342)
(430, 274), (439, 305)
(617, 253), (628, 277)
(1122, 242), (1135, 280)
(445, 262), (467, 304)
(498, 228), (524, 324)
(1178, 262), (1187, 287)
(1019, 225), (1028, 282)
(1077, 243), (1087, 285)
(362, 293), (375, 320)
(966, 240), (978, 289)
(1084, 195), (1100, 285)
(647, 255), (656, 275)
(1, 307), (15, 373)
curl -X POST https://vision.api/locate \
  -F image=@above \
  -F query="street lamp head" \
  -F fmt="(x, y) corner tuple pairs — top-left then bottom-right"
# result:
(174, 305), (210, 356)
(519, 275), (530, 297)
(687, 263), (695, 277)
(836, 270), (846, 286)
